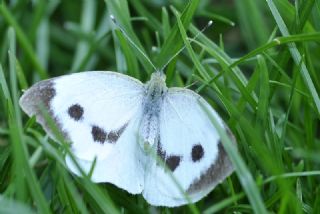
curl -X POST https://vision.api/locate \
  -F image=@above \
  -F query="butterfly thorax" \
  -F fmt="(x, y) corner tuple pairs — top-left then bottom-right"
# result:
(139, 71), (167, 152)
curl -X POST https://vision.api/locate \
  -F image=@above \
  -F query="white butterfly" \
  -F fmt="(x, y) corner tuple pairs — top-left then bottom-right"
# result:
(19, 17), (235, 207)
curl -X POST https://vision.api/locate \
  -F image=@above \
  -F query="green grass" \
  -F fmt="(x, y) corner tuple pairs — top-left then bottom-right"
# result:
(0, 0), (320, 213)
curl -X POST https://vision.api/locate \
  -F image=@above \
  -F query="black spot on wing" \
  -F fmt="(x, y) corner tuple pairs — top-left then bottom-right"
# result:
(157, 139), (181, 172)
(187, 140), (234, 194)
(107, 132), (119, 143)
(166, 155), (181, 171)
(192, 144), (204, 162)
(107, 123), (128, 143)
(68, 104), (84, 121)
(91, 126), (107, 143)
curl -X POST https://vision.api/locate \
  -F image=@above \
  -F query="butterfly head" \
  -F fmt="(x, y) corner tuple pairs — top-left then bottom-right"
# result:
(147, 71), (167, 92)
(142, 71), (167, 105)
(151, 70), (166, 81)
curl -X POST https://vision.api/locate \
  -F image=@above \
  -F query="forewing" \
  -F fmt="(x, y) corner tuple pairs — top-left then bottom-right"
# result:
(143, 88), (235, 207)
(20, 71), (146, 193)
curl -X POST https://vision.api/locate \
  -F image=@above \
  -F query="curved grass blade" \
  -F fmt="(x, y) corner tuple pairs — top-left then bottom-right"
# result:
(266, 0), (320, 116)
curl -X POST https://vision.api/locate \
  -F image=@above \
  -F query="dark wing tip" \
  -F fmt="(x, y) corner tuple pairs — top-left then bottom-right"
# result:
(19, 79), (67, 140)
(19, 79), (56, 116)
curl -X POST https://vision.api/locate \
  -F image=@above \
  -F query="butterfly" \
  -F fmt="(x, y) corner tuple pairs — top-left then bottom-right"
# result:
(19, 16), (236, 207)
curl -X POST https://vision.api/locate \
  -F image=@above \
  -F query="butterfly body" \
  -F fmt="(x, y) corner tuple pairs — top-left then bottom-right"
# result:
(139, 71), (167, 149)
(20, 70), (235, 207)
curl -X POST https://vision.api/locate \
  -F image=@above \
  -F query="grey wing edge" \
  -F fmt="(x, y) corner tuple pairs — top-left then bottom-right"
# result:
(19, 78), (66, 141)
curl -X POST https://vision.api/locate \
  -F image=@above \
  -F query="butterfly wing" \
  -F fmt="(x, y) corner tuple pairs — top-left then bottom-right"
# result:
(65, 112), (146, 193)
(20, 71), (146, 193)
(143, 88), (235, 207)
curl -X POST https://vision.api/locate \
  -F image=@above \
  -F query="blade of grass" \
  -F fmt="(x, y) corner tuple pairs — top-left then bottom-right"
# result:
(129, 0), (162, 31)
(256, 55), (270, 125)
(296, 0), (316, 31)
(0, 64), (11, 104)
(200, 100), (268, 214)
(198, 10), (235, 27)
(230, 33), (320, 68)
(36, 15), (49, 69)
(8, 27), (27, 203)
(190, 39), (258, 108)
(7, 28), (51, 214)
(235, 0), (268, 48)
(0, 197), (36, 214)
(55, 164), (90, 214)
(71, 0), (96, 72)
(174, 9), (210, 81)
(155, 0), (200, 68)
(161, 7), (171, 37)
(203, 193), (245, 214)
(266, 0), (320, 116)
(274, 0), (316, 33)
(107, 0), (152, 74)
(0, 2), (47, 79)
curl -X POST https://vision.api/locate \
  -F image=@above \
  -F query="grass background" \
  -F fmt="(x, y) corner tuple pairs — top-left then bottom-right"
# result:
(0, 0), (320, 213)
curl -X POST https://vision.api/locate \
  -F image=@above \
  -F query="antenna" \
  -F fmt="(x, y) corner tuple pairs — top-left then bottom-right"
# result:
(110, 15), (158, 71)
(110, 15), (213, 72)
(160, 20), (213, 71)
